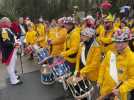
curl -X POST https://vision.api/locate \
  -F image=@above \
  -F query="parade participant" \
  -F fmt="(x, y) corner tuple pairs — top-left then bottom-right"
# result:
(74, 16), (101, 82)
(0, 17), (23, 85)
(36, 17), (47, 48)
(18, 17), (27, 56)
(79, 37), (101, 82)
(74, 15), (98, 77)
(97, 28), (134, 100)
(60, 16), (80, 73)
(25, 24), (37, 59)
(50, 19), (57, 28)
(48, 17), (67, 56)
(10, 19), (20, 37)
(66, 15), (100, 100)
(114, 17), (121, 31)
(24, 17), (35, 31)
(97, 14), (115, 55)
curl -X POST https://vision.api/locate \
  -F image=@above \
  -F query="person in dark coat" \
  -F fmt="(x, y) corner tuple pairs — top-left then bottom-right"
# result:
(0, 17), (23, 85)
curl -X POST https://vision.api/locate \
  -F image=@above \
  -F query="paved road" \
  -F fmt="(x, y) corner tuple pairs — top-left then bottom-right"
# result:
(0, 55), (74, 100)
(0, 55), (40, 89)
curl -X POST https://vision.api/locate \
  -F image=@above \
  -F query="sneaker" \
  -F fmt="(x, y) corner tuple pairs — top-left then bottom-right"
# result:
(21, 52), (24, 56)
(11, 80), (23, 86)
(16, 75), (20, 80)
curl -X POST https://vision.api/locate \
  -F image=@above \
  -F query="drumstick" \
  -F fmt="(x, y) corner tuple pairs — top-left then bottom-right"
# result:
(97, 81), (123, 100)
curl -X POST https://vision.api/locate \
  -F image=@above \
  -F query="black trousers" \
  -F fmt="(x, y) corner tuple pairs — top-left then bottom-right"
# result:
(129, 39), (134, 52)
(130, 90), (134, 100)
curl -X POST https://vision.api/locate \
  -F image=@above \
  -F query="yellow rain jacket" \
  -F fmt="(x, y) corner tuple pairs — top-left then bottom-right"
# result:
(98, 29), (115, 54)
(49, 27), (67, 56)
(36, 23), (47, 48)
(97, 47), (134, 100)
(25, 30), (37, 45)
(96, 24), (105, 36)
(61, 26), (80, 63)
(79, 43), (101, 81)
(114, 22), (121, 32)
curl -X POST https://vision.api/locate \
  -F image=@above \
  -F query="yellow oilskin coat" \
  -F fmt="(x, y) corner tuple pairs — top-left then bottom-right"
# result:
(98, 29), (115, 54)
(97, 47), (134, 100)
(114, 21), (121, 31)
(79, 43), (102, 81)
(61, 26), (80, 63)
(96, 24), (105, 36)
(36, 23), (47, 48)
(25, 30), (37, 45)
(50, 27), (67, 56)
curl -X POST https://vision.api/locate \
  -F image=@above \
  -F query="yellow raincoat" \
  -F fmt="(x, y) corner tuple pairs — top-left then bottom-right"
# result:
(49, 27), (67, 56)
(79, 43), (101, 81)
(96, 24), (105, 36)
(97, 47), (134, 100)
(97, 29), (115, 54)
(114, 21), (121, 31)
(36, 23), (47, 48)
(61, 26), (80, 63)
(25, 30), (37, 45)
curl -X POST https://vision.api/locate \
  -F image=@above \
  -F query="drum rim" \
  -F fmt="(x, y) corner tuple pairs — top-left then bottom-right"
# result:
(41, 74), (55, 85)
(66, 77), (94, 99)
(55, 72), (71, 81)
(74, 86), (94, 99)
(38, 56), (52, 64)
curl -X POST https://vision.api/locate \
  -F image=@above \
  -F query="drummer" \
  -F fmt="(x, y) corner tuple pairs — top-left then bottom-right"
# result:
(60, 17), (80, 74)
(25, 23), (37, 59)
(74, 15), (98, 76)
(36, 17), (47, 48)
(97, 27), (134, 100)
(97, 14), (116, 55)
(78, 16), (102, 82)
(47, 17), (67, 56)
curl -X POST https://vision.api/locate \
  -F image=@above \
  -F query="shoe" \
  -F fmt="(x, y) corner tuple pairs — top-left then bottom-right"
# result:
(11, 80), (23, 86)
(21, 53), (24, 56)
(16, 75), (20, 80)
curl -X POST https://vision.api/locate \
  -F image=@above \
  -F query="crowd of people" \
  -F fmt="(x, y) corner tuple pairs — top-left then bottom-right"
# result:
(0, 6), (134, 100)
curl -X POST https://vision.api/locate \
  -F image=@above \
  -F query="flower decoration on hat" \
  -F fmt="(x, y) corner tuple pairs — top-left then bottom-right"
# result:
(113, 27), (132, 42)
(0, 17), (11, 28)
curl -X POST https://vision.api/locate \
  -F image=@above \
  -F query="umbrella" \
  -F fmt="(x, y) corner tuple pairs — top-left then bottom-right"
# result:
(100, 0), (112, 10)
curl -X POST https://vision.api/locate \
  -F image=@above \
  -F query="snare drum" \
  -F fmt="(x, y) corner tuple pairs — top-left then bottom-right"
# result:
(24, 45), (33, 55)
(41, 64), (55, 85)
(37, 48), (50, 64)
(52, 57), (71, 80)
(66, 76), (94, 99)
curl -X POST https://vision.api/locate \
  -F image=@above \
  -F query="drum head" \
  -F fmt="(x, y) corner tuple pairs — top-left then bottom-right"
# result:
(66, 76), (93, 99)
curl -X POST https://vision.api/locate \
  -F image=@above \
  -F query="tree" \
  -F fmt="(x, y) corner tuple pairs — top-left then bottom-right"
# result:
(0, 0), (19, 20)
